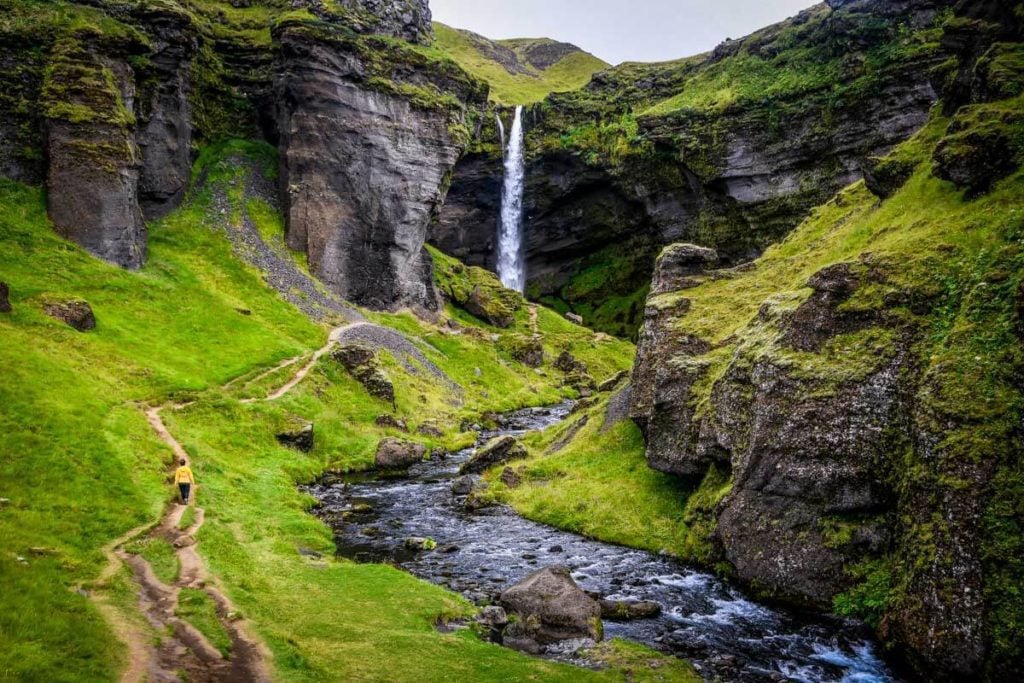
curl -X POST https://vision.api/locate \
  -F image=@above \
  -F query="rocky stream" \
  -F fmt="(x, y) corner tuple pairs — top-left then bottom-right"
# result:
(306, 403), (899, 683)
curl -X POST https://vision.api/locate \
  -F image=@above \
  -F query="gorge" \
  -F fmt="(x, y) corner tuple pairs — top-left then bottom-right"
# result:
(0, 1), (1022, 682)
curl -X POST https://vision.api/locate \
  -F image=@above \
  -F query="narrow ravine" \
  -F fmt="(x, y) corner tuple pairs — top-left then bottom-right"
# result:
(306, 403), (899, 683)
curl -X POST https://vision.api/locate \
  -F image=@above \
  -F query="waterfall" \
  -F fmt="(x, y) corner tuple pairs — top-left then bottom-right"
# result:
(496, 114), (506, 159)
(497, 105), (526, 292)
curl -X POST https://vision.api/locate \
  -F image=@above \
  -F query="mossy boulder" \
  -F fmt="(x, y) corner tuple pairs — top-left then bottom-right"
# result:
(374, 438), (426, 470)
(933, 106), (1023, 195)
(459, 435), (527, 475)
(276, 417), (314, 452)
(499, 565), (602, 651)
(861, 154), (917, 199)
(332, 344), (395, 405)
(44, 300), (96, 331)
(430, 246), (523, 327)
(500, 333), (544, 367)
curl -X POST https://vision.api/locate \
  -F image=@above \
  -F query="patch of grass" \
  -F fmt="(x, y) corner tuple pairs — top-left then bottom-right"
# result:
(178, 505), (197, 531)
(586, 639), (701, 682)
(177, 588), (232, 657)
(124, 536), (179, 585)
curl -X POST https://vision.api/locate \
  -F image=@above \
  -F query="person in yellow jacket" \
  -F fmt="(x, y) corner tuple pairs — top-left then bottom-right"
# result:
(174, 458), (195, 505)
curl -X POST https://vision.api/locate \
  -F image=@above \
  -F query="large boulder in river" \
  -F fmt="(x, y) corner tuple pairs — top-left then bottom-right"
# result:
(459, 435), (527, 475)
(374, 438), (426, 470)
(44, 301), (96, 331)
(500, 566), (602, 651)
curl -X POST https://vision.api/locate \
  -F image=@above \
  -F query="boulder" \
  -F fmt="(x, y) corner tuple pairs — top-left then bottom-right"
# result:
(499, 566), (602, 650)
(374, 438), (426, 470)
(598, 599), (662, 621)
(651, 243), (718, 294)
(476, 605), (508, 632)
(459, 435), (528, 475)
(276, 419), (315, 452)
(861, 154), (916, 199)
(502, 334), (544, 368)
(565, 312), (584, 325)
(933, 110), (1023, 195)
(500, 466), (523, 489)
(44, 301), (96, 331)
(465, 284), (516, 328)
(451, 474), (486, 496)
(554, 350), (588, 374)
(416, 421), (444, 437)
(375, 414), (408, 432)
(0, 282), (10, 313)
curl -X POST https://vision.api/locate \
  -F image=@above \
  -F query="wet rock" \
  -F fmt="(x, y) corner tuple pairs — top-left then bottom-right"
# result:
(464, 489), (495, 512)
(373, 438), (426, 470)
(44, 301), (96, 331)
(476, 605), (508, 631)
(651, 243), (718, 294)
(500, 466), (523, 489)
(451, 474), (487, 496)
(375, 414), (408, 432)
(459, 435), (528, 475)
(599, 599), (662, 621)
(404, 537), (436, 551)
(548, 545), (564, 553)
(0, 282), (10, 313)
(499, 565), (602, 651)
(332, 344), (395, 405)
(276, 418), (314, 452)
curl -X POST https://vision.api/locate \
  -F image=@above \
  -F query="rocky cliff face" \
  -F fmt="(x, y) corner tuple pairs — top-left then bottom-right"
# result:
(435, 0), (952, 336)
(275, 19), (484, 311)
(627, 3), (1024, 678)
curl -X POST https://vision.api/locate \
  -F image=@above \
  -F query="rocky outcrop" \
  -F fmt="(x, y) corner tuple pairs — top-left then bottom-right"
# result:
(650, 244), (718, 294)
(134, 4), (198, 220)
(500, 566), (602, 653)
(43, 41), (148, 269)
(332, 344), (395, 405)
(276, 418), (315, 452)
(459, 435), (527, 475)
(373, 438), (426, 470)
(275, 21), (484, 312)
(334, 0), (433, 43)
(44, 301), (96, 331)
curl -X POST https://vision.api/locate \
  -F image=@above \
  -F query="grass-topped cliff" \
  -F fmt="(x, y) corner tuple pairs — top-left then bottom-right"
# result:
(430, 23), (609, 104)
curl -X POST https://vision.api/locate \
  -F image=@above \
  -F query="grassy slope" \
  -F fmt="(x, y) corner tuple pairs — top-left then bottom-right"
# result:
(0, 145), (697, 681)
(430, 22), (608, 105)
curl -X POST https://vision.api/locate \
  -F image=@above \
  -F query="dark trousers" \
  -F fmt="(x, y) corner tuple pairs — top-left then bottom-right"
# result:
(178, 483), (191, 503)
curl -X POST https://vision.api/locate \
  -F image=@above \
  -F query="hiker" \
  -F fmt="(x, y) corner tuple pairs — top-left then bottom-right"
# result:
(174, 458), (195, 505)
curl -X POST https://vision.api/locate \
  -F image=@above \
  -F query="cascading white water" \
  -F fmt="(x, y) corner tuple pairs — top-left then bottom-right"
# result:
(495, 114), (506, 159)
(497, 106), (526, 292)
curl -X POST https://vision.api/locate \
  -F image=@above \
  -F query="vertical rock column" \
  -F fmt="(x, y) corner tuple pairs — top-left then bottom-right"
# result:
(43, 39), (147, 269)
(274, 24), (477, 311)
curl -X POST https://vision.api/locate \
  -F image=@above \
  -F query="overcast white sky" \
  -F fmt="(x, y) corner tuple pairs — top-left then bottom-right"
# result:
(429, 0), (820, 65)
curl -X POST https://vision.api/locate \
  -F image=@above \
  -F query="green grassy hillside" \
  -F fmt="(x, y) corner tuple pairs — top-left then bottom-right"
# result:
(0, 143), (706, 682)
(430, 22), (609, 104)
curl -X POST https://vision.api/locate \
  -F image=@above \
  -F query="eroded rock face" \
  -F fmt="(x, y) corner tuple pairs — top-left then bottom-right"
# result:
(135, 4), (198, 220)
(499, 565), (602, 651)
(334, 0), (432, 43)
(275, 25), (479, 311)
(44, 46), (147, 270)
(651, 243), (718, 294)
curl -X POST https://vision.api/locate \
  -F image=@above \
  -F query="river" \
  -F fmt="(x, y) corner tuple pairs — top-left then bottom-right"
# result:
(304, 402), (898, 683)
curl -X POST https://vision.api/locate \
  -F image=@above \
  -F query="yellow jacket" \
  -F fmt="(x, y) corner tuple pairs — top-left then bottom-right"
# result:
(174, 465), (194, 485)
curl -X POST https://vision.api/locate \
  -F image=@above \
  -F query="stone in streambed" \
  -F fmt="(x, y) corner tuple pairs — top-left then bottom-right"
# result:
(451, 474), (486, 496)
(459, 435), (528, 475)
(44, 301), (96, 331)
(599, 599), (662, 621)
(499, 565), (602, 653)
(374, 438), (426, 470)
